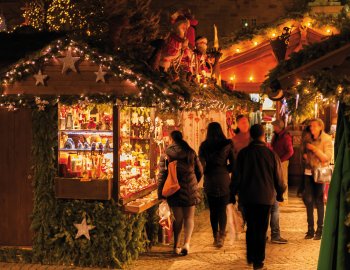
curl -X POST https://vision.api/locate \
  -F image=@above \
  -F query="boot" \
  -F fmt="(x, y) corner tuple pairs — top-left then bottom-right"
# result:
(314, 226), (323, 240)
(305, 226), (315, 239)
(213, 232), (219, 246)
(217, 231), (226, 248)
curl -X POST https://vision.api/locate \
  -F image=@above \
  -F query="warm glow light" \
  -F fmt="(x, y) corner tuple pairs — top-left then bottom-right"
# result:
(236, 48), (240, 53)
(272, 33), (276, 37)
(254, 41), (258, 46)
(326, 29), (331, 34)
(249, 75), (254, 82)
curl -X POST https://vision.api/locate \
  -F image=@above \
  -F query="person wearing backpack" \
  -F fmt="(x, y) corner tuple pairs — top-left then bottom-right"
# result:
(157, 130), (203, 255)
(199, 122), (235, 248)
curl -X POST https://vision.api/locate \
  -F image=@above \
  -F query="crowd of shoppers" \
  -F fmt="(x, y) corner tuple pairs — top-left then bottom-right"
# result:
(157, 116), (333, 270)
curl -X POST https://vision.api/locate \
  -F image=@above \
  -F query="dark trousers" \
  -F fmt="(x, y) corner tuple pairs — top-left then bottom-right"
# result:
(302, 175), (324, 230)
(245, 204), (271, 265)
(207, 194), (229, 237)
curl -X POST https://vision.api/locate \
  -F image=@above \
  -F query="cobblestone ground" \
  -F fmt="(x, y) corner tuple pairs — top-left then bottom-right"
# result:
(0, 191), (321, 270)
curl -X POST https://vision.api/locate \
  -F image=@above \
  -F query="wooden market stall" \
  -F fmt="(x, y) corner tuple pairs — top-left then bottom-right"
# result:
(219, 14), (340, 185)
(0, 35), (179, 267)
(0, 30), (253, 266)
(262, 27), (350, 270)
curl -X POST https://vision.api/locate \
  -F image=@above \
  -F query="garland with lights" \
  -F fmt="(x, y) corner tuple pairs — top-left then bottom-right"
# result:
(221, 9), (349, 57)
(262, 25), (350, 121)
(0, 38), (255, 113)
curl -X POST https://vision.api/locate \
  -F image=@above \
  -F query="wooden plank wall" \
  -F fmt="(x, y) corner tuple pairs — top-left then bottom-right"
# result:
(2, 60), (139, 96)
(0, 108), (33, 246)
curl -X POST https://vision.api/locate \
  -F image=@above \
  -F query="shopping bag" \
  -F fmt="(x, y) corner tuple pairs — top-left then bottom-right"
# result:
(158, 201), (172, 230)
(323, 183), (330, 203)
(162, 160), (180, 197)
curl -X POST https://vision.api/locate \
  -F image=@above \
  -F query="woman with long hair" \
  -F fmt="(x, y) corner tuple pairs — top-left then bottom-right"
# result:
(158, 130), (203, 255)
(301, 118), (333, 240)
(199, 122), (235, 248)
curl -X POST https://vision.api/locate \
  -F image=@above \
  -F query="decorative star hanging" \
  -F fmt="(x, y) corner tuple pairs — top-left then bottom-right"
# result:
(58, 50), (80, 74)
(33, 70), (48, 86)
(74, 217), (95, 240)
(95, 66), (107, 83)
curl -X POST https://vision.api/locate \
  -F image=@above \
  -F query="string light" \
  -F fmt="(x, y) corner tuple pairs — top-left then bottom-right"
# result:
(0, 38), (253, 113)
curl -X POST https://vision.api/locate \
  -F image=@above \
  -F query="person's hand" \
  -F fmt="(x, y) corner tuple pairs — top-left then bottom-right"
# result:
(276, 194), (284, 202)
(306, 143), (316, 152)
(230, 195), (236, 205)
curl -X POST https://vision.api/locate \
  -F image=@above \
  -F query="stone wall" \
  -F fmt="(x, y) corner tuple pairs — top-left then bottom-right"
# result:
(151, 0), (294, 39)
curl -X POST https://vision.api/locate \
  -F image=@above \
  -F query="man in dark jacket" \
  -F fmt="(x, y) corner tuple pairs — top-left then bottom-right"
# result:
(231, 124), (285, 270)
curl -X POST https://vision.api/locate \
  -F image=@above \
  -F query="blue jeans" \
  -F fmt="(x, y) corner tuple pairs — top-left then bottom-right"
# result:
(270, 200), (280, 239)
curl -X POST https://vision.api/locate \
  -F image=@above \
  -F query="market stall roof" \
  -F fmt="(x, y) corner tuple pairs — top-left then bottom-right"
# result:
(263, 27), (350, 92)
(278, 42), (350, 89)
(0, 31), (255, 111)
(219, 15), (333, 93)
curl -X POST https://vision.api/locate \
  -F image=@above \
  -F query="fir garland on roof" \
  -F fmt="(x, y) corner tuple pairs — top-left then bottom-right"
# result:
(0, 37), (256, 113)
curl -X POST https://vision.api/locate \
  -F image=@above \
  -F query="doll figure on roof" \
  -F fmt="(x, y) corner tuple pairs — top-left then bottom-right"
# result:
(158, 15), (189, 73)
(193, 36), (212, 83)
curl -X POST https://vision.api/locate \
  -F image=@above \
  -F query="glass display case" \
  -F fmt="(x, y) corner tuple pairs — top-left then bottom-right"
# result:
(57, 104), (114, 180)
(119, 107), (157, 204)
(55, 103), (158, 210)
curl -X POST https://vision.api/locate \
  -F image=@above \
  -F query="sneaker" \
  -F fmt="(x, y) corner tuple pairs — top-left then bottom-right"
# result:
(181, 243), (190, 256)
(173, 247), (181, 255)
(271, 237), (288, 244)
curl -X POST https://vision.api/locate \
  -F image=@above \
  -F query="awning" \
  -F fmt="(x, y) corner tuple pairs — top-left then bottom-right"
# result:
(278, 43), (350, 89)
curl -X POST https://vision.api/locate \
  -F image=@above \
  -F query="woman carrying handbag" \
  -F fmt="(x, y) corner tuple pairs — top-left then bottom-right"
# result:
(157, 131), (203, 255)
(301, 118), (333, 240)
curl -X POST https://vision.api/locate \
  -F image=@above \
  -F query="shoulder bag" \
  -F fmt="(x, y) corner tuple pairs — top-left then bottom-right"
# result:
(313, 165), (333, 184)
(162, 156), (180, 197)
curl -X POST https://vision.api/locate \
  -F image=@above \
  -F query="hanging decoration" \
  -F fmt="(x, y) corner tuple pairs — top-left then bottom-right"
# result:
(74, 217), (95, 240)
(295, 94), (299, 109)
(58, 49), (80, 74)
(94, 66), (107, 83)
(35, 97), (49, 111)
(33, 70), (48, 86)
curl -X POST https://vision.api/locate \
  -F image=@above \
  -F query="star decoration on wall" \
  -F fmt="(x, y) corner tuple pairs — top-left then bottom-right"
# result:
(33, 70), (48, 86)
(74, 217), (95, 240)
(95, 66), (107, 83)
(58, 50), (80, 74)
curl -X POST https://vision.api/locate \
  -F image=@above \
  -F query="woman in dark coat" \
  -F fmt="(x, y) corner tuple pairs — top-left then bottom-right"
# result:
(199, 122), (235, 248)
(158, 131), (203, 255)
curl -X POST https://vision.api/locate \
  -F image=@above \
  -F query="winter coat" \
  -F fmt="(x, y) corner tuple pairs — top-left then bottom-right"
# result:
(157, 143), (203, 207)
(231, 140), (286, 206)
(199, 139), (235, 197)
(303, 131), (333, 170)
(271, 129), (294, 162)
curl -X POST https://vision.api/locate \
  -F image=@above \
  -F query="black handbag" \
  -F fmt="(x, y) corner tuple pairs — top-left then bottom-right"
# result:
(313, 165), (333, 184)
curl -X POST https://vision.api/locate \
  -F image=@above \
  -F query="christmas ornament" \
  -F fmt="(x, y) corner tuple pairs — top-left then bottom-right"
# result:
(295, 94), (299, 109)
(33, 70), (48, 86)
(58, 50), (79, 74)
(74, 217), (95, 240)
(95, 66), (107, 83)
(35, 97), (49, 111)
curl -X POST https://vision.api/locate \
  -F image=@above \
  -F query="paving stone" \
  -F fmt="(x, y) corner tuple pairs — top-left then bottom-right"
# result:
(0, 191), (320, 270)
